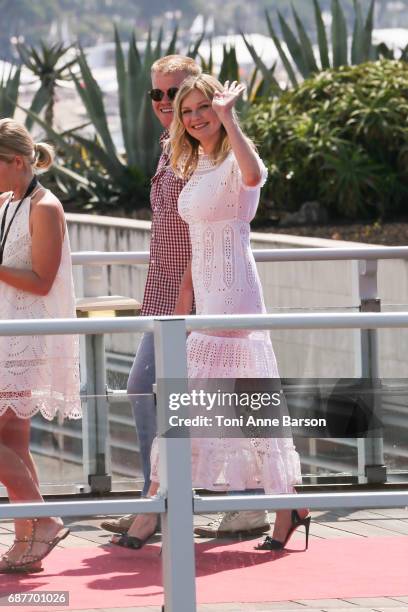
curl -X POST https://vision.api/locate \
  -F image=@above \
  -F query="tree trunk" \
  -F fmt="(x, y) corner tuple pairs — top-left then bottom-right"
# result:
(45, 84), (55, 129)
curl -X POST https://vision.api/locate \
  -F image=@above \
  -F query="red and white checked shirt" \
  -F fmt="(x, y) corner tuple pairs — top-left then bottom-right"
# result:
(140, 132), (192, 316)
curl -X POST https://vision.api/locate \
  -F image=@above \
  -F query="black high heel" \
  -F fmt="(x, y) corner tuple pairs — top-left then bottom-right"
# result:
(255, 510), (311, 551)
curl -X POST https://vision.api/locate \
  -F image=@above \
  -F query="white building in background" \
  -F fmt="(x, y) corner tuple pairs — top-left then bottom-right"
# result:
(372, 28), (408, 52)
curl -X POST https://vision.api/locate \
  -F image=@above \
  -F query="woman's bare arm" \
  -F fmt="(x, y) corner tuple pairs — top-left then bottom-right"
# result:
(212, 81), (262, 187)
(0, 192), (65, 296)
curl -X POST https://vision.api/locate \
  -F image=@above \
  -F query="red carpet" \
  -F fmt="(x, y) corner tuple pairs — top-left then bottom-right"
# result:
(1, 536), (408, 611)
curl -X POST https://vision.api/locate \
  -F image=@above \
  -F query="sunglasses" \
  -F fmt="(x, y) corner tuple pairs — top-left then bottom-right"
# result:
(148, 87), (179, 102)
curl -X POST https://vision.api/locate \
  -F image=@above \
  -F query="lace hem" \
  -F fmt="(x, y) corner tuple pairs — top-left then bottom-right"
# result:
(150, 436), (302, 493)
(191, 439), (302, 493)
(187, 331), (279, 378)
(0, 396), (82, 421)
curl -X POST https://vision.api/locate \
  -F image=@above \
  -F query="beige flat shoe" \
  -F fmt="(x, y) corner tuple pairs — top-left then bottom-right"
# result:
(100, 514), (137, 534)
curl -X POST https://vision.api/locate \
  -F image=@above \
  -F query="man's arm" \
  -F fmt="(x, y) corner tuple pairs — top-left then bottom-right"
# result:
(174, 260), (193, 315)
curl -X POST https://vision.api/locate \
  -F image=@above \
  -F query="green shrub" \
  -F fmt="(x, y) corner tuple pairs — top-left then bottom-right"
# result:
(245, 59), (408, 221)
(242, 0), (376, 93)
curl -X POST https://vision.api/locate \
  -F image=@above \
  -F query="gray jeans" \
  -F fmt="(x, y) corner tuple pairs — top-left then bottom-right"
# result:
(127, 332), (156, 496)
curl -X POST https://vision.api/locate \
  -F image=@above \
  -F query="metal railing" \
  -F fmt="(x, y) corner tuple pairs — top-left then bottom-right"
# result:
(2, 246), (408, 610)
(71, 246), (408, 489)
(1, 312), (408, 612)
(71, 245), (408, 265)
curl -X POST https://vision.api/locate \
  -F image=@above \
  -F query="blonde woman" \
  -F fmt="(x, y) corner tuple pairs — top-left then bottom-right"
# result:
(113, 75), (309, 552)
(0, 119), (81, 573)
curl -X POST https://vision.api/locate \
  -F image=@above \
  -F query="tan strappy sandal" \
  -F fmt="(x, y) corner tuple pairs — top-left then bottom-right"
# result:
(0, 519), (70, 573)
(0, 538), (43, 574)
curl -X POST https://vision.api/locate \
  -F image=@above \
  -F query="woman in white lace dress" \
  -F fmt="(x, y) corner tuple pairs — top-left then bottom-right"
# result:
(0, 119), (81, 573)
(113, 75), (309, 551)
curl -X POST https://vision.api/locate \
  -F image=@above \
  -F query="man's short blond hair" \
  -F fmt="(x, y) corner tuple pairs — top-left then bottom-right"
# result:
(151, 54), (201, 76)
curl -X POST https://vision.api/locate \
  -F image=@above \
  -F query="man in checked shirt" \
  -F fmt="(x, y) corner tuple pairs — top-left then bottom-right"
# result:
(101, 55), (270, 540)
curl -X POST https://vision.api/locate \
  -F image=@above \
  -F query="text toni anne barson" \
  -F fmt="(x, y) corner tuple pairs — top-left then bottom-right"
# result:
(168, 414), (327, 428)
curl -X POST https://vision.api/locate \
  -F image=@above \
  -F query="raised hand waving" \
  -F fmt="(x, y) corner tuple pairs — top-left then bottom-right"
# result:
(212, 80), (246, 122)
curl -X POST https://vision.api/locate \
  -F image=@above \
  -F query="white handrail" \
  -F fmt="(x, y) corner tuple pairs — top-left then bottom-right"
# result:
(194, 490), (408, 512)
(0, 497), (165, 520)
(0, 312), (408, 336)
(71, 246), (408, 265)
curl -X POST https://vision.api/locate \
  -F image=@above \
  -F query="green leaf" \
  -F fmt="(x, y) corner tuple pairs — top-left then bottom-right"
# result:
(154, 27), (163, 59)
(247, 65), (259, 101)
(136, 92), (157, 174)
(207, 38), (214, 74)
(143, 28), (153, 69)
(313, 0), (330, 69)
(363, 0), (376, 60)
(218, 45), (239, 83)
(73, 47), (118, 159)
(375, 42), (394, 60)
(252, 61), (278, 99)
(17, 43), (38, 74)
(127, 31), (146, 167)
(52, 163), (95, 193)
(129, 31), (142, 71)
(115, 26), (130, 160)
(292, 4), (319, 74)
(241, 32), (282, 95)
(71, 132), (125, 181)
(165, 25), (178, 55)
(229, 46), (239, 82)
(352, 0), (364, 64)
(332, 0), (348, 67)
(24, 84), (50, 130)
(265, 10), (298, 87)
(0, 65), (21, 118)
(277, 11), (308, 78)
(187, 33), (204, 59)
(400, 44), (408, 62)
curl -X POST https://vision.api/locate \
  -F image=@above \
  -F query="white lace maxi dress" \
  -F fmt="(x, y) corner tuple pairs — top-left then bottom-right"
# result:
(151, 152), (302, 494)
(0, 193), (81, 420)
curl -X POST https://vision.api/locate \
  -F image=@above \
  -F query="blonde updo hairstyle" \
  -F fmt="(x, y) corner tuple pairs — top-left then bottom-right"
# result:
(170, 74), (254, 179)
(0, 118), (54, 173)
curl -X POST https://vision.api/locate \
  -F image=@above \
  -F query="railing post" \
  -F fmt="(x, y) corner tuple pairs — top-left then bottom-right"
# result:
(356, 259), (386, 485)
(81, 265), (112, 493)
(154, 318), (196, 612)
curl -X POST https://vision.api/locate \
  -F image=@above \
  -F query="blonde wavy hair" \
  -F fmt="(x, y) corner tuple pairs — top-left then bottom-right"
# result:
(169, 74), (252, 178)
(0, 118), (55, 172)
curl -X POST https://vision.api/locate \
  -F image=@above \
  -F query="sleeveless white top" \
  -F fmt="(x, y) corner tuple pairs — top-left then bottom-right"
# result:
(150, 153), (302, 493)
(0, 192), (81, 420)
(179, 151), (267, 319)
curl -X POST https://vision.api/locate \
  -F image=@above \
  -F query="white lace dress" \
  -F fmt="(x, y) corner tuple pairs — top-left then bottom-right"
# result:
(0, 193), (81, 421)
(151, 152), (302, 494)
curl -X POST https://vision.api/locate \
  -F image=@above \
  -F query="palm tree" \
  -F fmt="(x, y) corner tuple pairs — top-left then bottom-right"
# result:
(17, 41), (77, 129)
